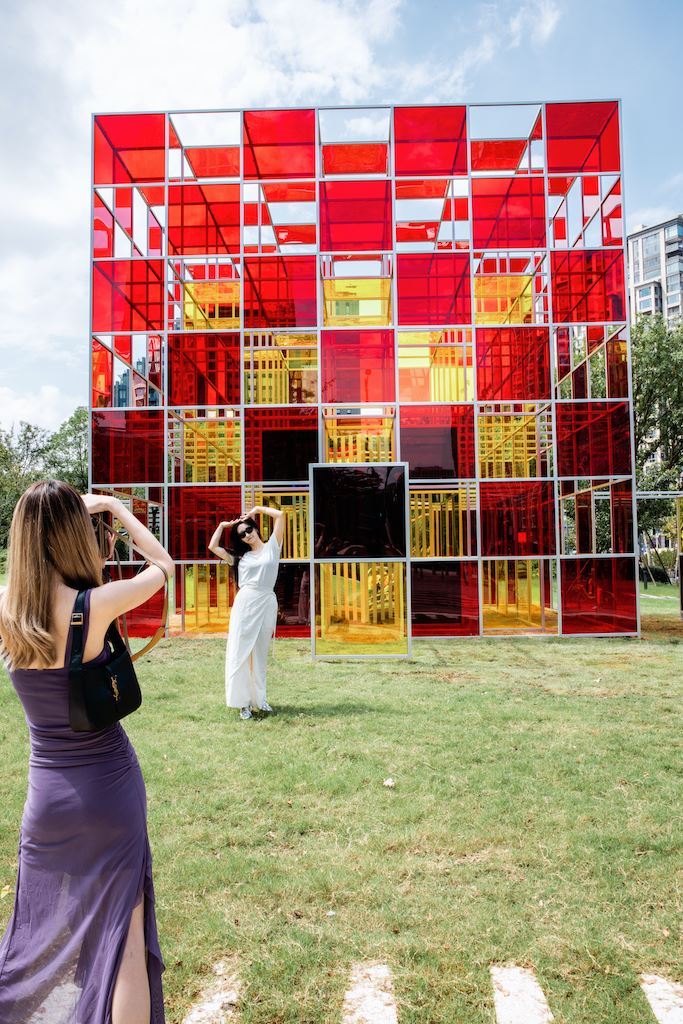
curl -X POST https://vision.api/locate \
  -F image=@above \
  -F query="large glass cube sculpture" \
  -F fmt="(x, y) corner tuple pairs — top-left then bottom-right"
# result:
(90, 101), (638, 645)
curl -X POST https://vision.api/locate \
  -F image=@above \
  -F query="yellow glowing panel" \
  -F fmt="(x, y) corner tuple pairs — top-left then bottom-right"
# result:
(315, 561), (408, 655)
(324, 413), (395, 463)
(323, 278), (392, 326)
(478, 409), (549, 478)
(398, 345), (473, 402)
(410, 487), (476, 557)
(474, 275), (534, 325)
(245, 348), (317, 404)
(172, 413), (241, 483)
(183, 563), (234, 633)
(183, 280), (240, 330)
(244, 488), (309, 560)
(482, 560), (557, 634)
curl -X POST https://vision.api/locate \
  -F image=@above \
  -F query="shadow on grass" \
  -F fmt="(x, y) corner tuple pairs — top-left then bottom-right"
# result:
(250, 701), (403, 720)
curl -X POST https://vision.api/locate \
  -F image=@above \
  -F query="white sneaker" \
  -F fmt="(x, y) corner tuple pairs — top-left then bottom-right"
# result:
(239, 706), (252, 720)
(258, 702), (273, 713)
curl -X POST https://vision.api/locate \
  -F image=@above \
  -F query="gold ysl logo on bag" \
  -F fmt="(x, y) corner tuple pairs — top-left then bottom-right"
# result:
(111, 676), (120, 702)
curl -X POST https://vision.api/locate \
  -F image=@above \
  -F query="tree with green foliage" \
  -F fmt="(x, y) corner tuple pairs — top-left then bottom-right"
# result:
(0, 422), (50, 549)
(630, 315), (683, 538)
(43, 406), (88, 493)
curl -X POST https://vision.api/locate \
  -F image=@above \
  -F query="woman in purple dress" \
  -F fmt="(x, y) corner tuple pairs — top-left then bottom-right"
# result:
(0, 480), (174, 1024)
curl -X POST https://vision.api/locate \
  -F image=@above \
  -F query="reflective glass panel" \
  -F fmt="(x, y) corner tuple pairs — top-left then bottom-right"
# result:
(479, 482), (556, 556)
(399, 405), (476, 479)
(411, 561), (479, 636)
(312, 464), (406, 558)
(321, 330), (395, 403)
(315, 562), (409, 655)
(560, 556), (637, 634)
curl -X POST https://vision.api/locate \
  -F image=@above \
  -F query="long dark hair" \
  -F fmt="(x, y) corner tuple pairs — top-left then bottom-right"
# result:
(227, 517), (262, 586)
(0, 480), (103, 669)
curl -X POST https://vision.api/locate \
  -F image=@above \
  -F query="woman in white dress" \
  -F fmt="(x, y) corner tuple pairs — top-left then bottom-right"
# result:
(209, 505), (284, 720)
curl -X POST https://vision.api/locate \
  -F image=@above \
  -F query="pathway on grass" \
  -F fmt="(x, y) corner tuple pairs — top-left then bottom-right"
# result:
(178, 960), (683, 1022)
(490, 965), (554, 1024)
(640, 974), (683, 1024)
(181, 960), (241, 1024)
(341, 963), (398, 1024)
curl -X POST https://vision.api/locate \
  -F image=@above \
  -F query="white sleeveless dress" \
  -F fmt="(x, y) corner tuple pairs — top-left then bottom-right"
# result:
(225, 532), (281, 709)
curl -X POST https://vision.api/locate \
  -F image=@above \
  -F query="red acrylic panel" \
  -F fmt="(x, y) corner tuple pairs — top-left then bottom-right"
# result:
(116, 565), (166, 637)
(411, 561), (480, 636)
(479, 481), (556, 557)
(167, 184), (240, 255)
(560, 556), (637, 634)
(322, 143), (388, 176)
(611, 480), (634, 554)
(168, 333), (241, 405)
(399, 405), (476, 479)
(397, 254), (471, 325)
(472, 177), (546, 249)
(551, 250), (626, 323)
(556, 401), (632, 477)
(470, 139), (527, 174)
(243, 256), (317, 328)
(184, 147), (240, 178)
(273, 564), (311, 637)
(546, 101), (620, 174)
(320, 180), (392, 252)
(243, 109), (316, 179)
(169, 485), (242, 560)
(92, 410), (164, 483)
(94, 114), (167, 185)
(476, 327), (550, 400)
(245, 407), (319, 482)
(606, 333), (629, 398)
(92, 338), (112, 407)
(92, 260), (164, 332)
(93, 193), (114, 258)
(321, 330), (396, 403)
(394, 106), (467, 175)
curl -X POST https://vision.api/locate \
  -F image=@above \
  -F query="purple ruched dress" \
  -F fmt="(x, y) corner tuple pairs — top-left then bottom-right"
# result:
(0, 589), (165, 1023)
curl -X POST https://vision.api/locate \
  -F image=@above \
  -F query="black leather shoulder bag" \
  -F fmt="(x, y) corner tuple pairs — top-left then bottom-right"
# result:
(68, 590), (142, 733)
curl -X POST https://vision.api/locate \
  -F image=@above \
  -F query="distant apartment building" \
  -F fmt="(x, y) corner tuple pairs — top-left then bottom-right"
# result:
(627, 215), (683, 323)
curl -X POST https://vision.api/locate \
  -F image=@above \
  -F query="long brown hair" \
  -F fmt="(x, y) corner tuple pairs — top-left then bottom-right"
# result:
(0, 480), (103, 669)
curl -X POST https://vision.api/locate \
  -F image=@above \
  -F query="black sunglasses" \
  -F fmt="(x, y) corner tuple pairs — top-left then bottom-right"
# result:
(237, 525), (254, 538)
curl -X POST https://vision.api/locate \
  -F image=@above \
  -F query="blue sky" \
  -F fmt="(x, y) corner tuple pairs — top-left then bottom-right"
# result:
(0, 0), (681, 429)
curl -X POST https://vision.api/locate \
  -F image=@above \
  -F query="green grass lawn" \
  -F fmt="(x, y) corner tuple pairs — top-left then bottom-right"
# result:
(639, 580), (681, 617)
(1, 625), (682, 1023)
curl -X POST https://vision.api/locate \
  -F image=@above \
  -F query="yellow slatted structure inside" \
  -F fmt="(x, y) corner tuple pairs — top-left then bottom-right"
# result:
(481, 559), (557, 634)
(316, 561), (408, 653)
(478, 409), (549, 478)
(474, 275), (534, 325)
(183, 563), (234, 633)
(409, 487), (475, 557)
(246, 348), (317, 405)
(244, 487), (309, 560)
(324, 415), (395, 463)
(323, 278), (392, 327)
(183, 280), (240, 330)
(172, 415), (242, 483)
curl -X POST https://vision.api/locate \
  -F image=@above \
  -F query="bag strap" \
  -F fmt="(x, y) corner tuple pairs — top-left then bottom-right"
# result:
(68, 590), (88, 672)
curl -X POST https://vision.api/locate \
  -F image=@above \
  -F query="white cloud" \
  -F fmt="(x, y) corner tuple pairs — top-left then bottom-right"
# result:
(663, 172), (683, 192)
(508, 0), (562, 48)
(626, 205), (679, 234)
(0, 385), (82, 431)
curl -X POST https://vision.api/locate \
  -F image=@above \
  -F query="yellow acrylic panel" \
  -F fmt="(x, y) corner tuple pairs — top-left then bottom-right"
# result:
(481, 559), (557, 634)
(474, 275), (534, 325)
(244, 487), (309, 560)
(410, 487), (476, 557)
(315, 561), (408, 654)
(245, 347), (317, 404)
(182, 563), (234, 633)
(398, 343), (473, 402)
(323, 411), (395, 463)
(171, 411), (241, 483)
(323, 278), (392, 326)
(183, 280), (240, 330)
(478, 407), (551, 478)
